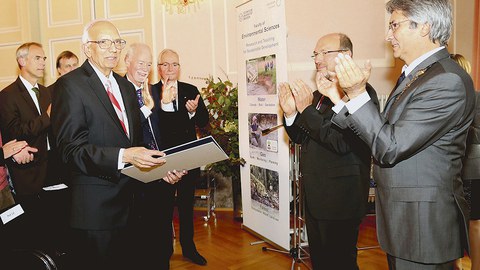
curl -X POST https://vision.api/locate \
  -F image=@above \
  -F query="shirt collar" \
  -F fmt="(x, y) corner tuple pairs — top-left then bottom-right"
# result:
(88, 60), (113, 85)
(19, 75), (38, 90)
(126, 75), (142, 90)
(403, 46), (444, 76)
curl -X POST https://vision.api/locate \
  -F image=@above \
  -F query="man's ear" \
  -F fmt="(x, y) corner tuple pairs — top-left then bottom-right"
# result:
(420, 23), (431, 38)
(83, 43), (92, 58)
(18, 57), (26, 68)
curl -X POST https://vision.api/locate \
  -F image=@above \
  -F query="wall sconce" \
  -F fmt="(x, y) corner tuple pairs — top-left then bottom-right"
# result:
(163, 0), (203, 14)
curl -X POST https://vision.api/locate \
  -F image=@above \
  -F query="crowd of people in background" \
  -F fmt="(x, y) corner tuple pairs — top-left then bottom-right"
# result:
(0, 19), (208, 270)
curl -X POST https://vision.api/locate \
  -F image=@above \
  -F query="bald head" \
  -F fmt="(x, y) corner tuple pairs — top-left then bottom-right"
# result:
(313, 33), (353, 73)
(82, 20), (124, 76)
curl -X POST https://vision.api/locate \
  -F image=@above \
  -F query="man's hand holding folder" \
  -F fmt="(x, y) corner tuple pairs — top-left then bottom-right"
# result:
(121, 136), (228, 183)
(122, 146), (186, 184)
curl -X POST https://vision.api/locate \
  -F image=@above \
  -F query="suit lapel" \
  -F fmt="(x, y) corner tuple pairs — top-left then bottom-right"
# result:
(16, 78), (40, 116)
(115, 72), (136, 142)
(177, 83), (184, 112)
(38, 85), (51, 114)
(383, 48), (449, 115)
(82, 62), (129, 140)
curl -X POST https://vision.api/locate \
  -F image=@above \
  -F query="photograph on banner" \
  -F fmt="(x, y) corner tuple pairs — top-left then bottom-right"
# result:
(250, 164), (279, 221)
(248, 113), (279, 162)
(246, 54), (276, 95)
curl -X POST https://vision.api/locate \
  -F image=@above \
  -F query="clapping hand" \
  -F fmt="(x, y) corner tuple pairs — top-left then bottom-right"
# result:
(161, 78), (177, 104)
(278, 83), (297, 117)
(142, 79), (154, 110)
(3, 139), (38, 164)
(334, 54), (371, 100)
(290, 80), (314, 113)
(185, 95), (200, 113)
(315, 71), (344, 104)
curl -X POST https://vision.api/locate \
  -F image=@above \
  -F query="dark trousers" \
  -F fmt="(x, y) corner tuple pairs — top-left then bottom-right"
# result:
(69, 227), (132, 270)
(387, 254), (455, 270)
(174, 172), (197, 254)
(131, 180), (176, 269)
(305, 203), (362, 270)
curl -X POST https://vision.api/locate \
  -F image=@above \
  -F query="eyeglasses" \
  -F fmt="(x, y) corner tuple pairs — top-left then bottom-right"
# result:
(311, 50), (348, 59)
(388, 20), (411, 32)
(158, 62), (180, 69)
(88, 39), (127, 50)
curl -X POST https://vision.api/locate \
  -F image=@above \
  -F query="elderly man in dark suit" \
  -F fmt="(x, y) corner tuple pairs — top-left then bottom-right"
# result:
(279, 33), (378, 270)
(124, 42), (184, 270)
(151, 48), (209, 266)
(318, 0), (475, 269)
(51, 20), (181, 270)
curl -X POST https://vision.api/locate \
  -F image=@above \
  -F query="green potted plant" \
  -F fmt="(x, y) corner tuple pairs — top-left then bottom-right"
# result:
(198, 76), (245, 220)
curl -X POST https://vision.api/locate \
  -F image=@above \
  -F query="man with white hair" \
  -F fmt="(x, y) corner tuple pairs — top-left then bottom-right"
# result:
(51, 20), (182, 270)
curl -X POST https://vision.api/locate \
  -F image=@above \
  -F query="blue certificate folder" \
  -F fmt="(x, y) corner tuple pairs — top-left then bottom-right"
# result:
(121, 136), (228, 183)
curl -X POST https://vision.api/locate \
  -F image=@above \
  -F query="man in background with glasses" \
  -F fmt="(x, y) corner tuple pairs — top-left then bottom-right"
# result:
(51, 20), (181, 270)
(279, 33), (379, 270)
(318, 0), (474, 269)
(151, 48), (209, 266)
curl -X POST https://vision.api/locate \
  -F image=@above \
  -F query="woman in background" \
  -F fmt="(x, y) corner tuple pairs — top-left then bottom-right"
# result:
(453, 53), (480, 270)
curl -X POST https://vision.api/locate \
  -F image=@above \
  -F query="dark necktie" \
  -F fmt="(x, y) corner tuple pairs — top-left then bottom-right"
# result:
(388, 71), (406, 100)
(395, 72), (406, 89)
(172, 99), (177, 112)
(315, 95), (325, 110)
(32, 87), (40, 101)
(136, 88), (158, 150)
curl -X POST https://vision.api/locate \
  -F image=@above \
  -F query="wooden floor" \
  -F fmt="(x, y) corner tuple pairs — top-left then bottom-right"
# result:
(170, 211), (471, 270)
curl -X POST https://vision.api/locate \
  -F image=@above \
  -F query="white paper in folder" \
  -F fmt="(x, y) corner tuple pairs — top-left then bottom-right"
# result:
(121, 136), (228, 183)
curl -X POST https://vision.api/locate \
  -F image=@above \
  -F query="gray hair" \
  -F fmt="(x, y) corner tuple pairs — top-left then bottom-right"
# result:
(16, 42), (42, 68)
(125, 43), (152, 62)
(157, 48), (179, 64)
(386, 0), (452, 46)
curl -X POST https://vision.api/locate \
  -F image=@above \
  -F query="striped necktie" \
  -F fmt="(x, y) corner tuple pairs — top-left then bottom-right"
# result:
(105, 80), (128, 136)
(135, 88), (158, 150)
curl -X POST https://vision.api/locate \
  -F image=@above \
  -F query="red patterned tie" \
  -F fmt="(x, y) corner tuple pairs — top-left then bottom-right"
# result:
(105, 80), (128, 136)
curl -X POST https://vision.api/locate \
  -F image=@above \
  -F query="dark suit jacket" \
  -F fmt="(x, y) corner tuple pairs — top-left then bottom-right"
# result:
(51, 60), (142, 230)
(124, 79), (162, 148)
(0, 77), (51, 195)
(332, 48), (475, 263)
(150, 80), (209, 180)
(151, 80), (208, 149)
(284, 85), (378, 220)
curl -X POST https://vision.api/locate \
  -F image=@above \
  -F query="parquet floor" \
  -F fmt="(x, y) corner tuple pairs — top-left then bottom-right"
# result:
(170, 211), (472, 269)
